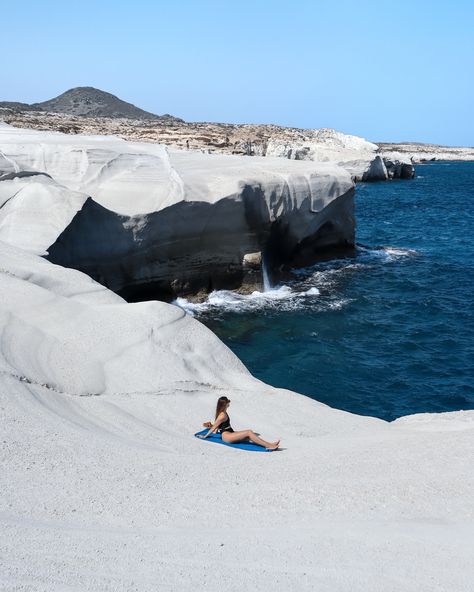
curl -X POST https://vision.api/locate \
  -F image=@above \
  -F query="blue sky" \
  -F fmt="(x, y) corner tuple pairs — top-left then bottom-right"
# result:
(2, 0), (473, 145)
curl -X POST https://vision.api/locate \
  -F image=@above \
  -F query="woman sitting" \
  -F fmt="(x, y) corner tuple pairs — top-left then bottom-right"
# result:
(198, 396), (280, 451)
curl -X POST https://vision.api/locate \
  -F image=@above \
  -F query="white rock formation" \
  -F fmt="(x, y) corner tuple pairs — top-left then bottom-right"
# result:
(1, 111), (417, 181)
(266, 127), (379, 160)
(266, 128), (413, 181)
(0, 124), (355, 299)
(1, 112), (472, 591)
(382, 151), (418, 179)
(1, 239), (473, 591)
(0, 171), (87, 255)
(379, 142), (474, 163)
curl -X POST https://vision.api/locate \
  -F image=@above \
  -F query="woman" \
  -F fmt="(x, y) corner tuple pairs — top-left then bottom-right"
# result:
(198, 396), (280, 450)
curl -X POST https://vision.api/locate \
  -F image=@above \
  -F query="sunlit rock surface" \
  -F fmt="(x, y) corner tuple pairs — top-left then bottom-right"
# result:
(1, 111), (416, 181)
(0, 170), (87, 255)
(1, 239), (473, 591)
(267, 128), (414, 181)
(0, 124), (355, 299)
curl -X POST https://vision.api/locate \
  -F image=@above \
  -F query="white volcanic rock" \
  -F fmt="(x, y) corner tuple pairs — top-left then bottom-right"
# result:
(0, 124), (355, 299)
(382, 151), (417, 179)
(0, 241), (246, 396)
(0, 124), (182, 215)
(342, 154), (388, 182)
(0, 172), (87, 255)
(266, 128), (378, 167)
(0, 124), (353, 214)
(1, 240), (473, 591)
(379, 142), (474, 163)
(266, 128), (413, 181)
(1, 113), (417, 181)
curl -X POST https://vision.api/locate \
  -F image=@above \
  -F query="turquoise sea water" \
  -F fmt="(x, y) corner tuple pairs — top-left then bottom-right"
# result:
(183, 162), (474, 420)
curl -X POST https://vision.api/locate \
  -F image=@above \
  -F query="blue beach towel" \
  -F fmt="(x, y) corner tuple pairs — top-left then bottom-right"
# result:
(194, 429), (272, 452)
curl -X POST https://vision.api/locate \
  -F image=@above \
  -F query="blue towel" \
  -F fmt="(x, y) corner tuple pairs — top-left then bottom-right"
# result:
(194, 429), (272, 452)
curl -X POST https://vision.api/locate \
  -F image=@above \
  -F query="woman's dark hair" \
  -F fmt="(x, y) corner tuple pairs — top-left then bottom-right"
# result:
(215, 396), (230, 420)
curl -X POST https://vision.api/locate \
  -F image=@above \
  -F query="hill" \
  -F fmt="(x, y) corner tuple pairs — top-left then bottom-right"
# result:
(0, 86), (182, 122)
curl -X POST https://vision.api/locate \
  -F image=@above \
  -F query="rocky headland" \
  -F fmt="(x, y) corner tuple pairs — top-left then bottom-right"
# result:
(4, 88), (473, 302)
(0, 124), (354, 300)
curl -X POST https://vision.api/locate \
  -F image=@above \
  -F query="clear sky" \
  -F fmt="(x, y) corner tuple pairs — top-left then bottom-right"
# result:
(2, 0), (473, 145)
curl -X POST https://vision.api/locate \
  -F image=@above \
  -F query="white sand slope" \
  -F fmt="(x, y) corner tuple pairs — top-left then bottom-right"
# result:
(1, 240), (473, 591)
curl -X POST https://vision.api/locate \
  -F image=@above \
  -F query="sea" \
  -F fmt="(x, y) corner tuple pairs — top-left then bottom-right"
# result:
(177, 162), (474, 421)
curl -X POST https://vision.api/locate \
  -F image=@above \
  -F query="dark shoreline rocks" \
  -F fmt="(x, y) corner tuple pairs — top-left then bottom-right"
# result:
(46, 185), (355, 302)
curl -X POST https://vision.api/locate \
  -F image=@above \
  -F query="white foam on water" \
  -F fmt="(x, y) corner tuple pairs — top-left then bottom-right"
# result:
(357, 245), (418, 262)
(174, 284), (321, 316)
(173, 245), (415, 316)
(327, 298), (352, 310)
(296, 246), (418, 293)
(382, 247), (418, 258)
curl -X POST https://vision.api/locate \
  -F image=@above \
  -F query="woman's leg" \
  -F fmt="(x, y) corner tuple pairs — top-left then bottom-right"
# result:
(222, 429), (279, 450)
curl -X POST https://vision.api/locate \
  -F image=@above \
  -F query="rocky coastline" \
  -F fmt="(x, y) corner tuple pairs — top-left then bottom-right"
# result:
(2, 88), (471, 301)
(1, 177), (473, 592)
(0, 106), (414, 183)
(378, 141), (474, 163)
(2, 90), (474, 592)
(0, 124), (354, 300)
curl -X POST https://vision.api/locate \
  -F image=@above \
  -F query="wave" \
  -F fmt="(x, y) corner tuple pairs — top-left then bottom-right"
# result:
(356, 245), (418, 261)
(173, 245), (417, 317)
(175, 285), (321, 316)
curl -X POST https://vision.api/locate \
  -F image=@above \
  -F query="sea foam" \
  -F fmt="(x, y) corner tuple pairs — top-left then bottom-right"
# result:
(174, 245), (414, 316)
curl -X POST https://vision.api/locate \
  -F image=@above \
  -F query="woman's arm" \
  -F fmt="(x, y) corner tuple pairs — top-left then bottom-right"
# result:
(198, 414), (224, 438)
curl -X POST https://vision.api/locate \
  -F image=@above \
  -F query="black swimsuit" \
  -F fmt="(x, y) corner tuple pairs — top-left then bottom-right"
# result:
(217, 413), (234, 434)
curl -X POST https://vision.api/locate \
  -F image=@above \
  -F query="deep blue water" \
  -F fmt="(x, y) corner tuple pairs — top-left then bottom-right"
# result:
(183, 162), (474, 421)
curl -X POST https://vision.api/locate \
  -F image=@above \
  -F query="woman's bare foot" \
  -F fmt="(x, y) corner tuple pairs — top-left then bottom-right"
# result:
(266, 440), (280, 451)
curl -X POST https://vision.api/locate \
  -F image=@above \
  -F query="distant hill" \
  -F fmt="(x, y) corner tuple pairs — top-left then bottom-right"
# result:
(0, 101), (38, 112)
(0, 87), (183, 122)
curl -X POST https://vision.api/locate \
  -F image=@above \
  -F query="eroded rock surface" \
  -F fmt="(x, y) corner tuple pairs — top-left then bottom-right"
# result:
(1, 238), (473, 592)
(1, 109), (414, 181)
(0, 124), (354, 300)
